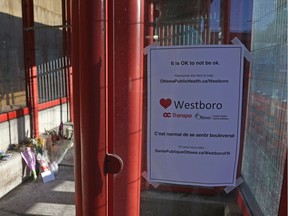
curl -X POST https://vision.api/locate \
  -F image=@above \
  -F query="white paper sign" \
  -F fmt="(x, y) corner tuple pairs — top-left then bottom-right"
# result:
(147, 45), (244, 186)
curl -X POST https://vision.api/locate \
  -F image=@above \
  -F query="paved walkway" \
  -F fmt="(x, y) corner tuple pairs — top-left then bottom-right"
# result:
(0, 147), (75, 216)
(0, 146), (239, 216)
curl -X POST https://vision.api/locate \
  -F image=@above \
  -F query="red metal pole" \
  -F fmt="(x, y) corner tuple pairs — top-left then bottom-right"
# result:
(77, 0), (107, 215)
(222, 0), (231, 44)
(141, 0), (154, 191)
(278, 159), (287, 216)
(107, 0), (114, 215)
(71, 0), (83, 215)
(62, 0), (73, 121)
(112, 0), (144, 215)
(22, 0), (39, 138)
(145, 0), (155, 45)
(205, 0), (211, 44)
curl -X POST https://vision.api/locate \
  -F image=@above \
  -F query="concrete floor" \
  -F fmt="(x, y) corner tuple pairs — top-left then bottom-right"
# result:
(140, 190), (238, 216)
(0, 147), (239, 216)
(0, 147), (75, 216)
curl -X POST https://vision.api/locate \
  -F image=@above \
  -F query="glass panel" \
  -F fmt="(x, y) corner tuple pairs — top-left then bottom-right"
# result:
(154, 0), (208, 45)
(0, 0), (26, 113)
(111, 0), (286, 215)
(140, 0), (253, 215)
(240, 0), (287, 215)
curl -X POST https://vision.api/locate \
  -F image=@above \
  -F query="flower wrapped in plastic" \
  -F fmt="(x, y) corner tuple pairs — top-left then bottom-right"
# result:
(42, 123), (74, 169)
(21, 122), (73, 180)
(20, 147), (37, 180)
(44, 133), (73, 165)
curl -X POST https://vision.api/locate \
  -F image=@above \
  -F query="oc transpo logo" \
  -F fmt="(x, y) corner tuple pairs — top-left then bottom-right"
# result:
(160, 98), (193, 119)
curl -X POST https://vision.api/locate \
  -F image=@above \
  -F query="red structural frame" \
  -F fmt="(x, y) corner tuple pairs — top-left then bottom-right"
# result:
(72, 0), (107, 215)
(111, 1), (144, 215)
(278, 160), (287, 216)
(22, 0), (73, 135)
(0, 98), (68, 123)
(237, 190), (252, 216)
(0, 108), (29, 123)
(107, 0), (114, 215)
(1, 1), (282, 216)
(70, 1), (286, 216)
(70, 0), (83, 215)
(62, 0), (73, 122)
(22, 0), (39, 137)
(1, 0), (73, 135)
(0, 0), (73, 134)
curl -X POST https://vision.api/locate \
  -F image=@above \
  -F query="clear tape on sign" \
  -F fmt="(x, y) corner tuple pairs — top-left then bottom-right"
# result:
(224, 177), (244, 193)
(142, 171), (160, 188)
(231, 37), (251, 62)
(143, 41), (160, 55)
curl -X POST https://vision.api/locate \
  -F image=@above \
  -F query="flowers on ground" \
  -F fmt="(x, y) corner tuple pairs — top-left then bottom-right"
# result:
(20, 123), (73, 181)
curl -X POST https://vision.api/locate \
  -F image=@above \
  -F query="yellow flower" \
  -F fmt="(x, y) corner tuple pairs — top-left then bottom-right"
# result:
(36, 137), (44, 145)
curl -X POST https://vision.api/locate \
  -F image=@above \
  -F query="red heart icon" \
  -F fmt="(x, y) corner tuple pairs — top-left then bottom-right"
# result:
(160, 98), (172, 109)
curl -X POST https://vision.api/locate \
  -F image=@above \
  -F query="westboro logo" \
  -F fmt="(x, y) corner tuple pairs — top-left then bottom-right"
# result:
(160, 98), (192, 119)
(159, 98), (223, 110)
(159, 98), (223, 119)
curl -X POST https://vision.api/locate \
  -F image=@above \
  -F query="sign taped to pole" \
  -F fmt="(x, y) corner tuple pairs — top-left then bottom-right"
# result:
(147, 45), (244, 186)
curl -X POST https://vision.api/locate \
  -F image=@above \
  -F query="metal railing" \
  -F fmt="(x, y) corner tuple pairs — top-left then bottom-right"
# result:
(37, 56), (70, 103)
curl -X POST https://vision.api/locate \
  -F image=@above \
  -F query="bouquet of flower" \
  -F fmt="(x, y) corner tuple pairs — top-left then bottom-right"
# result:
(43, 123), (74, 165)
(20, 122), (73, 181)
(20, 147), (37, 180)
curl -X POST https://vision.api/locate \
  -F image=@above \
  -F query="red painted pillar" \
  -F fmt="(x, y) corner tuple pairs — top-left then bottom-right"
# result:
(72, 0), (107, 215)
(22, 0), (39, 138)
(222, 0), (231, 44)
(62, 0), (73, 121)
(141, 0), (154, 190)
(145, 0), (155, 45)
(107, 0), (114, 215)
(205, 0), (211, 44)
(112, 0), (144, 215)
(71, 0), (83, 215)
(79, 0), (107, 216)
(278, 160), (287, 216)
(77, 0), (107, 215)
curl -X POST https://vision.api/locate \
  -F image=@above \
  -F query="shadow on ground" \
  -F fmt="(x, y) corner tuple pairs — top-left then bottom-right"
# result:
(0, 147), (75, 216)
